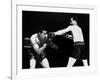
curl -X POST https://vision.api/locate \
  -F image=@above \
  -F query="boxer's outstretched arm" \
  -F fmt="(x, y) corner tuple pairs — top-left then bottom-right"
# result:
(54, 26), (71, 36)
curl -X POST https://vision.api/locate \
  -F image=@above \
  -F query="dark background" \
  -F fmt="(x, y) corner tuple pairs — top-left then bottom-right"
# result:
(22, 11), (89, 69)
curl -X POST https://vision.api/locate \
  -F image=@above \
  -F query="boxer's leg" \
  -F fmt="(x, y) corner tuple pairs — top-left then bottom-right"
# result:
(30, 57), (36, 69)
(82, 59), (88, 66)
(41, 58), (50, 68)
(67, 45), (79, 67)
(67, 57), (76, 67)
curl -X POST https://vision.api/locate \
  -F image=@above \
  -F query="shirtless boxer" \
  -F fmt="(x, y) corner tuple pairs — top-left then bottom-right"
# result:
(30, 26), (50, 68)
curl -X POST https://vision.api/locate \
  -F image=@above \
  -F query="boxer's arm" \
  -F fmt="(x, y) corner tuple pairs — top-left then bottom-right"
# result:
(30, 34), (40, 54)
(30, 34), (47, 54)
(38, 44), (47, 53)
(54, 26), (71, 36)
(32, 43), (47, 54)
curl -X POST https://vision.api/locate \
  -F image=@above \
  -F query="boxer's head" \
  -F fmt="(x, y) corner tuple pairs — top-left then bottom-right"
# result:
(39, 26), (48, 39)
(70, 17), (78, 25)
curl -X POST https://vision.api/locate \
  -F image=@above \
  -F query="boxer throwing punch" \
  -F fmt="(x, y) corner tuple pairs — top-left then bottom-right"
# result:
(54, 17), (88, 67)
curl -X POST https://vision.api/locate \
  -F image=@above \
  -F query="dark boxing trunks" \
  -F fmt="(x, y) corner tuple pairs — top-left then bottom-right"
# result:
(71, 42), (87, 60)
(35, 53), (46, 62)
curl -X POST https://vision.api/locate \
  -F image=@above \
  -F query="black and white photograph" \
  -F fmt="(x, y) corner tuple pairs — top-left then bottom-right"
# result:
(11, 3), (96, 79)
(22, 11), (89, 69)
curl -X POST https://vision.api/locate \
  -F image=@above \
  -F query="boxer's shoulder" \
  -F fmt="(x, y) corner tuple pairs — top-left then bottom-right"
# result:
(31, 34), (37, 39)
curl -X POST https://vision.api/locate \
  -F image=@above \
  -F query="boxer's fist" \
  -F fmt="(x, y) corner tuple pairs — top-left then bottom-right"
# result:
(48, 32), (55, 37)
(65, 34), (73, 40)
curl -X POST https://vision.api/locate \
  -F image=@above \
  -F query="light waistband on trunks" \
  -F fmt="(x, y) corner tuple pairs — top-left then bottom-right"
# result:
(74, 41), (85, 45)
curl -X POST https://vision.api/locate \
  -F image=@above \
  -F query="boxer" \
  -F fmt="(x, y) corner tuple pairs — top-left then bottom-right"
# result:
(54, 17), (88, 67)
